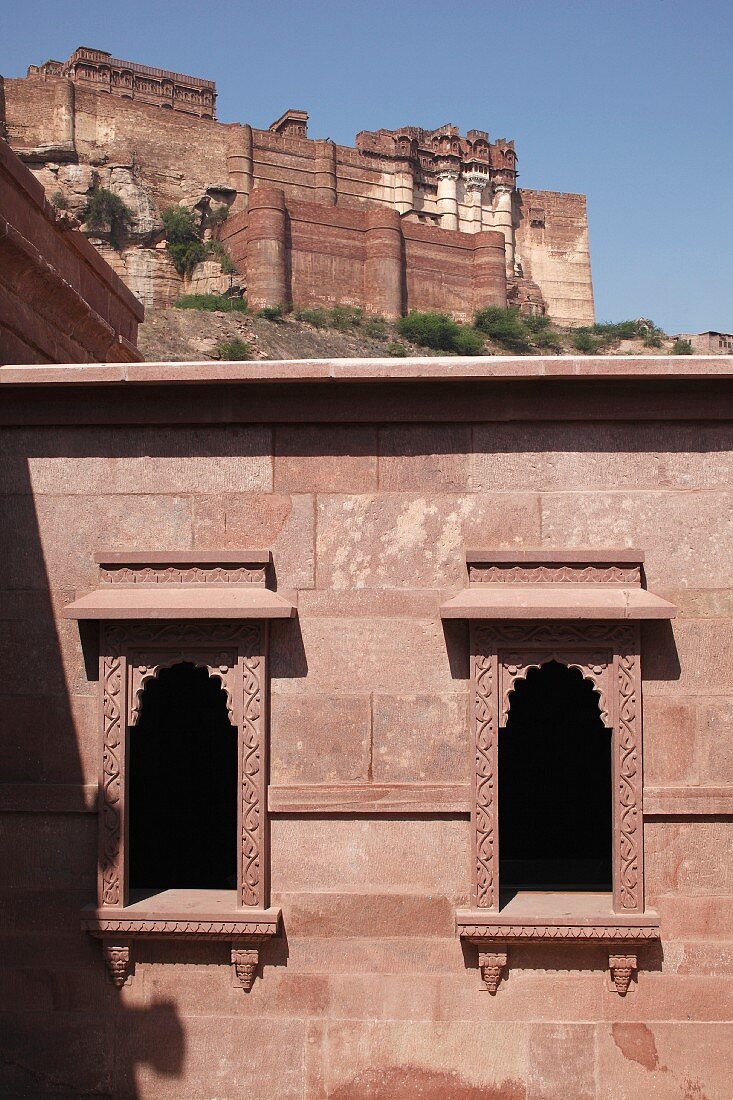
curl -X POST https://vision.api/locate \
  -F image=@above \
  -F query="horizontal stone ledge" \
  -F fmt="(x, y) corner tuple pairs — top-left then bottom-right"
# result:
(268, 783), (471, 814)
(644, 786), (733, 816)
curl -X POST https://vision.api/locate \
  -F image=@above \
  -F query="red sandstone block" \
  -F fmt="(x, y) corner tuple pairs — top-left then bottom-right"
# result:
(315, 492), (540, 590)
(696, 698), (733, 784)
(0, 693), (44, 781)
(283, 935), (463, 976)
(473, 422), (733, 493)
(192, 492), (314, 588)
(644, 820), (733, 898)
(0, 493), (193, 591)
(270, 818), (470, 895)
(602, 974), (733, 1022)
(540, 490), (732, 590)
(656, 895), (733, 939)
(0, 1010), (114, 1096)
(296, 588), (440, 618)
(378, 425), (472, 491)
(274, 425), (377, 492)
(276, 890), (457, 938)
(643, 618), (733, 698)
(663, 942), (733, 976)
(596, 1022), (733, 1099)
(371, 692), (469, 783)
(0, 813), (95, 890)
(270, 692), (371, 784)
(270, 616), (466, 695)
(643, 697), (698, 786)
(527, 1023), (596, 1100)
(316, 1019), (529, 1099)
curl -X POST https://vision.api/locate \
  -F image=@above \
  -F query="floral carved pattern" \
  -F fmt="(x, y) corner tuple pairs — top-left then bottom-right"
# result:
(240, 627), (263, 907)
(469, 564), (641, 585)
(101, 649), (123, 906)
(473, 647), (497, 909)
(104, 565), (266, 584)
(617, 650), (641, 910)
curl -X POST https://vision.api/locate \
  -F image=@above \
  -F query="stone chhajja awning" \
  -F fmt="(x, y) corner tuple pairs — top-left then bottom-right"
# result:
(439, 549), (676, 620)
(61, 550), (296, 620)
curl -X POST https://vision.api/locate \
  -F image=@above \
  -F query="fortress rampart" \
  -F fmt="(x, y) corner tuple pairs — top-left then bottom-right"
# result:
(1, 51), (594, 323)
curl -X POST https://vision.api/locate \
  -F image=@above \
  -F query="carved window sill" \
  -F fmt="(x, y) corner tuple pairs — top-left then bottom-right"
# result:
(81, 889), (281, 991)
(457, 892), (660, 995)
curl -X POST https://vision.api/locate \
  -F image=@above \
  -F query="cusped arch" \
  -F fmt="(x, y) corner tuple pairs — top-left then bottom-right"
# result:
(500, 652), (610, 725)
(128, 651), (237, 726)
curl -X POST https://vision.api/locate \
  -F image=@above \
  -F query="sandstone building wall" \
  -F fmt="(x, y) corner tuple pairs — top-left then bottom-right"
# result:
(0, 357), (730, 1099)
(2, 60), (595, 322)
(0, 133), (143, 363)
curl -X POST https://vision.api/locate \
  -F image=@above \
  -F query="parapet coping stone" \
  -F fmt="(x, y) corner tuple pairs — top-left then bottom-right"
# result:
(1, 355), (732, 386)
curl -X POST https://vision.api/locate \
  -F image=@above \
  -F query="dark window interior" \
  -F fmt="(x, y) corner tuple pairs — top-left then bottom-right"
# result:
(129, 662), (237, 891)
(499, 660), (612, 895)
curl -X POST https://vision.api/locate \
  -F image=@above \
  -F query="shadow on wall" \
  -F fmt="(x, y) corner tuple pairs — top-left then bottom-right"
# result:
(0, 446), (186, 1097)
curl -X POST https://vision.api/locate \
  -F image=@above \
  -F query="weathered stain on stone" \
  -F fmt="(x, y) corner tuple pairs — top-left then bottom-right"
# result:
(329, 1066), (525, 1100)
(611, 1023), (661, 1071)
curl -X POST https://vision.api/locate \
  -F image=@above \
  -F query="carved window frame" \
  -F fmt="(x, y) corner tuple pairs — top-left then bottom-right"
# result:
(83, 618), (280, 990)
(98, 619), (268, 911)
(470, 620), (643, 915)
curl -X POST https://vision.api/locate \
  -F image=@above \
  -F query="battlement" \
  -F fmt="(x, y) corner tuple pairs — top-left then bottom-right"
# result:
(27, 46), (216, 118)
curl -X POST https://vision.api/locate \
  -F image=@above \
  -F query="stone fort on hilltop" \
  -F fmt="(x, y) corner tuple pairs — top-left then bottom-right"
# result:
(1, 47), (594, 322)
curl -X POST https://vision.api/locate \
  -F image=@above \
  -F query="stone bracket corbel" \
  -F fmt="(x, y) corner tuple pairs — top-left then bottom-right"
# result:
(609, 952), (637, 995)
(231, 944), (260, 991)
(479, 951), (507, 994)
(102, 939), (133, 988)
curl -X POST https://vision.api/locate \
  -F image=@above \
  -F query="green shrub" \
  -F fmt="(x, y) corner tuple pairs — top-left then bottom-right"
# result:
(473, 306), (532, 352)
(387, 342), (408, 357)
(208, 204), (230, 228)
(362, 316), (389, 340)
(51, 190), (71, 211)
(294, 307), (328, 327)
(329, 305), (363, 330)
(162, 205), (206, 276)
(533, 328), (564, 351)
(174, 293), (247, 312)
(214, 338), (251, 361)
(256, 306), (284, 322)
(523, 313), (550, 333)
(396, 311), (480, 354)
(670, 338), (693, 355)
(643, 334), (664, 348)
(452, 327), (485, 355)
(590, 320), (639, 341)
(571, 328), (605, 354)
(81, 175), (134, 249)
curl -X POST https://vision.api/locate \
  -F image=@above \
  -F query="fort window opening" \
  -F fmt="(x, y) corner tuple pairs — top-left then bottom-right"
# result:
(499, 660), (612, 894)
(129, 662), (237, 892)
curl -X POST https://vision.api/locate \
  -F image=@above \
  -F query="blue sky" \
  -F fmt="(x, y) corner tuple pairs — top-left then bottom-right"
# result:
(2, 0), (731, 333)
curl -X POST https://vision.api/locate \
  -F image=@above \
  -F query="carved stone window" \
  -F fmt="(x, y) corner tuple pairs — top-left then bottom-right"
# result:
(440, 550), (676, 994)
(63, 552), (295, 990)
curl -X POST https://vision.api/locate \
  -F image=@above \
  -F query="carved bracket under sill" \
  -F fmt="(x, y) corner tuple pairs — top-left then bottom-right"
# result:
(83, 906), (281, 991)
(458, 909), (659, 995)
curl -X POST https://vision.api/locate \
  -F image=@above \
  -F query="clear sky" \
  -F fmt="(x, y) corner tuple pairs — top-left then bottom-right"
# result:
(2, 0), (731, 333)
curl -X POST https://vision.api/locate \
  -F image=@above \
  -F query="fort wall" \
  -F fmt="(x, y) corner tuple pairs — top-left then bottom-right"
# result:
(2, 62), (596, 323)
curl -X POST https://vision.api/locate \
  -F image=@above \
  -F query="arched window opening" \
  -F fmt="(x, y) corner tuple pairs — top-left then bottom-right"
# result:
(499, 660), (612, 895)
(129, 662), (237, 892)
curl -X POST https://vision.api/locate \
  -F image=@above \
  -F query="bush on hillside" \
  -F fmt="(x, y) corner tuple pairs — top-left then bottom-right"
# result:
(294, 307), (328, 327)
(174, 293), (247, 312)
(473, 306), (532, 352)
(214, 338), (251, 360)
(533, 328), (564, 351)
(670, 338), (693, 355)
(329, 305), (363, 330)
(362, 316), (389, 339)
(396, 311), (482, 355)
(387, 342), (407, 357)
(162, 206), (206, 276)
(571, 328), (605, 354)
(81, 174), (134, 249)
(256, 306), (284, 322)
